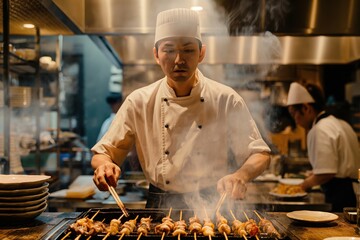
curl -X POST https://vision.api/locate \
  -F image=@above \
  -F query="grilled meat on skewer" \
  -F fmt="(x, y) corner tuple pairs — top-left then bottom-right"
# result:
(231, 219), (247, 237)
(155, 216), (175, 235)
(107, 219), (121, 235)
(137, 217), (152, 236)
(244, 219), (259, 237)
(188, 216), (202, 234)
(120, 218), (138, 235)
(216, 215), (231, 235)
(69, 217), (107, 236)
(172, 219), (187, 237)
(202, 217), (215, 237)
(259, 218), (281, 238)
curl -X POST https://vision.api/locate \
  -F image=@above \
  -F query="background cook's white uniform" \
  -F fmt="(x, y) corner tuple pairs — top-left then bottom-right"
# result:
(92, 70), (270, 193)
(307, 115), (360, 179)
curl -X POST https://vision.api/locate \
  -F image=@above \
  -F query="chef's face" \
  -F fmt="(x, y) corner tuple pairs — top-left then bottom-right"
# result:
(288, 104), (313, 130)
(153, 37), (205, 83)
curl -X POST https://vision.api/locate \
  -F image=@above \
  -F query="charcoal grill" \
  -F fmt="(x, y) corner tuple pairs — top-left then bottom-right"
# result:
(51, 208), (288, 240)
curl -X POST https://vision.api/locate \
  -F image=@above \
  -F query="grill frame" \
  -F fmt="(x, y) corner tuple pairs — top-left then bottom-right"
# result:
(53, 208), (287, 240)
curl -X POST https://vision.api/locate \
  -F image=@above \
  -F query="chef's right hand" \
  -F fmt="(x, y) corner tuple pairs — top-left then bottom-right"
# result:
(93, 162), (121, 191)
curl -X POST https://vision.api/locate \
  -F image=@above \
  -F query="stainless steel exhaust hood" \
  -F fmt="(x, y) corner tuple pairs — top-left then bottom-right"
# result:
(47, 0), (360, 65)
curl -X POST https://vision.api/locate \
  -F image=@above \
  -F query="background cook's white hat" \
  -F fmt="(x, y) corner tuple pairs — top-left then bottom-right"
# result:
(154, 8), (202, 45)
(286, 82), (315, 106)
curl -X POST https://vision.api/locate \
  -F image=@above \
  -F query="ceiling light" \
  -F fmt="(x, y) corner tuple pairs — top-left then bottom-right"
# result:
(191, 6), (203, 11)
(23, 23), (35, 29)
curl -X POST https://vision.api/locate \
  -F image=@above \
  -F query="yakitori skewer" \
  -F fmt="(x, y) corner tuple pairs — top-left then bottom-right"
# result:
(243, 211), (260, 240)
(86, 218), (106, 240)
(136, 216), (152, 240)
(118, 215), (139, 240)
(70, 210), (105, 240)
(102, 214), (126, 240)
(173, 210), (187, 240)
(61, 210), (100, 240)
(254, 210), (281, 239)
(155, 208), (174, 240)
(188, 214), (202, 240)
(216, 212), (231, 240)
(202, 207), (215, 240)
(229, 210), (248, 240)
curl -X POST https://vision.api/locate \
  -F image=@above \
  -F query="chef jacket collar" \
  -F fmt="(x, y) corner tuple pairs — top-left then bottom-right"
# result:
(312, 110), (326, 127)
(162, 69), (203, 99)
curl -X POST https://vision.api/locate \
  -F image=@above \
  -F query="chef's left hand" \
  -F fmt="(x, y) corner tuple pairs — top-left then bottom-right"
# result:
(217, 173), (247, 199)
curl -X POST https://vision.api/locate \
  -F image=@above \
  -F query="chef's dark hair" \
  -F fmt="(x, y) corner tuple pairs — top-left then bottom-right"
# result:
(305, 83), (325, 112)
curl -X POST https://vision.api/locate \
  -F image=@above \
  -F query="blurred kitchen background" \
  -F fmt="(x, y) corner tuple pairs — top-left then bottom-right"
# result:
(1, 0), (360, 191)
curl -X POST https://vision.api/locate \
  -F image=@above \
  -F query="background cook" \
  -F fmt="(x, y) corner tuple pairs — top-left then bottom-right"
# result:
(287, 82), (360, 212)
(91, 8), (271, 208)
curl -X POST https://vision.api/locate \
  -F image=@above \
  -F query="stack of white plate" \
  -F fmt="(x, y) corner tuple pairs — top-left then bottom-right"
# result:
(0, 174), (50, 222)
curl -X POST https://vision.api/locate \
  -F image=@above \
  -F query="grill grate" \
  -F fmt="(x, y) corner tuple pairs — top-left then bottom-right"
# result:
(53, 208), (287, 240)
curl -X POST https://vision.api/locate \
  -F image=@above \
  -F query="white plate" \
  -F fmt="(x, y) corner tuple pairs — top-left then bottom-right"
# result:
(0, 188), (48, 202)
(279, 178), (304, 185)
(0, 203), (47, 222)
(0, 200), (46, 213)
(324, 237), (360, 240)
(0, 174), (50, 189)
(0, 182), (49, 196)
(269, 191), (308, 198)
(287, 210), (338, 223)
(0, 193), (48, 207)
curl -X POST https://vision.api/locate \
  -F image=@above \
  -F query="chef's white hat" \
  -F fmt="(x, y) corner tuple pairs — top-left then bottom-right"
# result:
(154, 8), (202, 45)
(286, 82), (315, 106)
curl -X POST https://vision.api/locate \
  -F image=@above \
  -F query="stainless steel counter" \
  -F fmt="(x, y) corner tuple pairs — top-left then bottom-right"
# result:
(48, 182), (331, 212)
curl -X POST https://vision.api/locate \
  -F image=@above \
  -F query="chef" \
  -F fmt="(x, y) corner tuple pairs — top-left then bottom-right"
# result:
(287, 82), (360, 212)
(91, 8), (271, 208)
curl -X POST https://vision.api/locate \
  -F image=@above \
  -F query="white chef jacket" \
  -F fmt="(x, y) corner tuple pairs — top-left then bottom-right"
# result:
(92, 70), (270, 192)
(307, 114), (360, 179)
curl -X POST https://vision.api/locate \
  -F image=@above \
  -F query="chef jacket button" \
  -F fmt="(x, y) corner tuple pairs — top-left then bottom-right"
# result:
(165, 124), (169, 128)
(165, 180), (170, 184)
(165, 150), (169, 155)
(200, 97), (204, 102)
(164, 98), (168, 102)
(198, 125), (202, 129)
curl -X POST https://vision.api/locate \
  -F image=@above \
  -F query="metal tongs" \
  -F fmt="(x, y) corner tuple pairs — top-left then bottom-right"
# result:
(107, 183), (129, 217)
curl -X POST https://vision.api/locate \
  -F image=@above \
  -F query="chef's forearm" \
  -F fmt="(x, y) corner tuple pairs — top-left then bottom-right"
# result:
(234, 152), (270, 182)
(301, 173), (335, 191)
(91, 153), (116, 170)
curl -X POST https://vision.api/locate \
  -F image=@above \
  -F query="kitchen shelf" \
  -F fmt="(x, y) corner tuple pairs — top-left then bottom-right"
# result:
(0, 51), (37, 73)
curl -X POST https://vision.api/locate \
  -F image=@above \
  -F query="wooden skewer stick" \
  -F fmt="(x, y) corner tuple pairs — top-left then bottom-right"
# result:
(193, 214), (199, 240)
(243, 211), (260, 240)
(60, 232), (71, 240)
(203, 207), (212, 240)
(253, 210), (262, 220)
(229, 210), (248, 240)
(136, 232), (143, 240)
(223, 232), (228, 240)
(119, 233), (125, 240)
(177, 210), (183, 240)
(160, 207), (173, 240)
